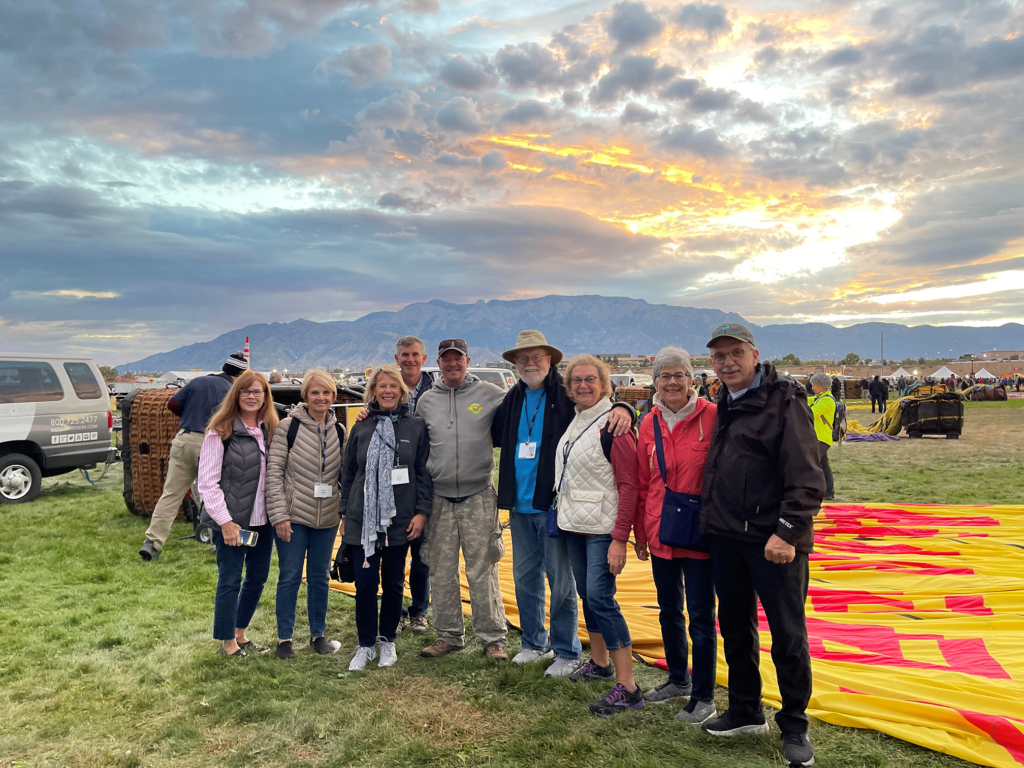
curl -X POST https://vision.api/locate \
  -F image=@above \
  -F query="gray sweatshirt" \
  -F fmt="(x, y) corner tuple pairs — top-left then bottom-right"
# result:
(415, 373), (505, 499)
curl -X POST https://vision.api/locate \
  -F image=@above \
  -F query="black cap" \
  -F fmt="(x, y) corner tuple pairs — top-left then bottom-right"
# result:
(223, 351), (247, 375)
(438, 338), (469, 356)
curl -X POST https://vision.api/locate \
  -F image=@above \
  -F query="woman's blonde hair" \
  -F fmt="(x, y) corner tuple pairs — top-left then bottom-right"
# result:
(301, 369), (337, 402)
(206, 370), (279, 443)
(364, 364), (410, 406)
(563, 354), (613, 400)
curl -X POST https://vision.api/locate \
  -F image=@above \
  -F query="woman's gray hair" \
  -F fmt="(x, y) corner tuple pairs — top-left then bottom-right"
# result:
(652, 346), (693, 380)
(809, 373), (833, 389)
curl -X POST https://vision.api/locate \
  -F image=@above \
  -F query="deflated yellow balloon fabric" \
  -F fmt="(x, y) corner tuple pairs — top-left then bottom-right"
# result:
(331, 503), (1024, 768)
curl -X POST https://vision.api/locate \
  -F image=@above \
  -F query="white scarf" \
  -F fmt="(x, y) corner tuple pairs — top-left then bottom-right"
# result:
(653, 389), (698, 434)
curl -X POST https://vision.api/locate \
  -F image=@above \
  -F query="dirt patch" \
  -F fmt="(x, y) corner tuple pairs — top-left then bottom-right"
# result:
(366, 676), (519, 748)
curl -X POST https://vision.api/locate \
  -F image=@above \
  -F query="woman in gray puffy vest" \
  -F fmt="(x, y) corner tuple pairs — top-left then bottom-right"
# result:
(266, 369), (346, 660)
(197, 370), (279, 657)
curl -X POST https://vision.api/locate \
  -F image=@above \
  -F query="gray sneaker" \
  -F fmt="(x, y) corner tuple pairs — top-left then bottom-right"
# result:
(139, 540), (160, 561)
(643, 680), (692, 704)
(676, 699), (717, 724)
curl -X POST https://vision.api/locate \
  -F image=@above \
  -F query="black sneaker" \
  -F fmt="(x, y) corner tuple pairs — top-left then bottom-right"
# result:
(782, 732), (815, 766)
(702, 709), (769, 737)
(310, 636), (341, 654)
(275, 640), (294, 660)
(139, 540), (160, 561)
(589, 683), (645, 717)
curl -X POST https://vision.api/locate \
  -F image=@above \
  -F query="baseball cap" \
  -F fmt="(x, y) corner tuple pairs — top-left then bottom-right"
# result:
(706, 322), (756, 348)
(438, 338), (469, 356)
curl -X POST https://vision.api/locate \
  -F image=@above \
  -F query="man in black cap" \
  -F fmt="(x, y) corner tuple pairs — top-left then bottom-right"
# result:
(139, 352), (247, 561)
(697, 323), (823, 768)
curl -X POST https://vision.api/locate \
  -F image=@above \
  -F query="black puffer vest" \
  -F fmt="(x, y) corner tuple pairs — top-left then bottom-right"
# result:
(199, 417), (268, 531)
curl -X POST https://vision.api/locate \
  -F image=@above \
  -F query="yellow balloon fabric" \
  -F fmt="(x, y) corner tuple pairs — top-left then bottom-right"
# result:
(331, 503), (1024, 767)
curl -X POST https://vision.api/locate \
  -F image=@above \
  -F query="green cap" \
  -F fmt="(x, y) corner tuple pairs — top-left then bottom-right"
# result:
(706, 322), (756, 348)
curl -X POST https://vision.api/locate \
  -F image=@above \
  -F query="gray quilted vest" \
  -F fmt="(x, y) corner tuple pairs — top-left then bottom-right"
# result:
(200, 417), (268, 530)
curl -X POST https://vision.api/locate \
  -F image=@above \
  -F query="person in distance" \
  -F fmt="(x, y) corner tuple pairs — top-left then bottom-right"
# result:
(553, 354), (643, 716)
(808, 373), (837, 502)
(266, 369), (346, 660)
(196, 370), (280, 657)
(340, 365), (431, 671)
(633, 346), (718, 724)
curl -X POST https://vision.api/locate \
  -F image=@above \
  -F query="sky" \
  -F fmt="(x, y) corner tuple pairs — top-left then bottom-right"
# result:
(1, 0), (1023, 364)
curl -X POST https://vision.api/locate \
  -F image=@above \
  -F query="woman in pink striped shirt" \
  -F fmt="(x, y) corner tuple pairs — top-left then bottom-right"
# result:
(197, 370), (279, 657)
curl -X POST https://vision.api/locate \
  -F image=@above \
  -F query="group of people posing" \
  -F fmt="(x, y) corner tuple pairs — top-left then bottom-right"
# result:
(138, 321), (825, 768)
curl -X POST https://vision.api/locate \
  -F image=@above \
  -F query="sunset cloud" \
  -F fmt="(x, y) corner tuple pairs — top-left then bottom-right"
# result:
(1, 0), (1022, 362)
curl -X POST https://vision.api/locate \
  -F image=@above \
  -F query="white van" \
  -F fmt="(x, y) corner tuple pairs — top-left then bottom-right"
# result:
(422, 366), (518, 391)
(0, 355), (112, 503)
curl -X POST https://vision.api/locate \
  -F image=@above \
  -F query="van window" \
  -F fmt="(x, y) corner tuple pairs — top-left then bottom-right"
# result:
(63, 362), (104, 400)
(0, 361), (65, 403)
(474, 370), (505, 387)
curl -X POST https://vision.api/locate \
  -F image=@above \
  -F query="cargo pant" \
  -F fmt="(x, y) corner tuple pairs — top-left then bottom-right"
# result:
(421, 488), (507, 648)
(144, 430), (205, 549)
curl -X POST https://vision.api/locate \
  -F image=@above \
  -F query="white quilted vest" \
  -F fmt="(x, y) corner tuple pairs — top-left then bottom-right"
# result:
(555, 398), (618, 535)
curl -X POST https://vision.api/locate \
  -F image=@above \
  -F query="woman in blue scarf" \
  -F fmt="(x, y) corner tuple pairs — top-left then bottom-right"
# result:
(340, 365), (432, 670)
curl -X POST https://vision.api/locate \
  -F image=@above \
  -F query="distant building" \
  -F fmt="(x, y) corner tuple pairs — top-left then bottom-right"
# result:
(977, 350), (1020, 361)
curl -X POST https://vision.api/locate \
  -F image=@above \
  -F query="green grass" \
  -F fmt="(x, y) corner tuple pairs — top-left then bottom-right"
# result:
(6, 401), (1021, 767)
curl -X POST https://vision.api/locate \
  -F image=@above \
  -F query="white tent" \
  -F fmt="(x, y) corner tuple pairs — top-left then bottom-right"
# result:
(886, 367), (912, 379)
(975, 368), (997, 380)
(930, 366), (956, 379)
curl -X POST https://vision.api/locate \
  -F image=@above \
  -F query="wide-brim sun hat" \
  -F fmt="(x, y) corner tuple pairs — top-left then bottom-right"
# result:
(502, 330), (563, 366)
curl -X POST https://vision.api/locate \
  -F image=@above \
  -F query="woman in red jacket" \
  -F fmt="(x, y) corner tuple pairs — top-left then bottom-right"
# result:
(634, 346), (718, 724)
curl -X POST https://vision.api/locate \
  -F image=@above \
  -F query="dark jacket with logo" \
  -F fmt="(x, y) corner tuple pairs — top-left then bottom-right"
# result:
(700, 362), (824, 553)
(339, 404), (432, 549)
(492, 367), (637, 513)
(198, 417), (269, 531)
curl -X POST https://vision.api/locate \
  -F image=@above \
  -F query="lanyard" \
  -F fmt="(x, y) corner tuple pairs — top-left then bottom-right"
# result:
(523, 391), (545, 441)
(557, 409), (612, 490)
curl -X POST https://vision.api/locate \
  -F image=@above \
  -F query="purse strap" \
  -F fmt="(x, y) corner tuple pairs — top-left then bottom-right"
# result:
(652, 413), (673, 492)
(558, 409), (613, 492)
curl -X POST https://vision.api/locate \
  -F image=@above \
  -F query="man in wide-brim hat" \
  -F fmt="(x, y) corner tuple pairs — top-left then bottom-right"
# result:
(493, 330), (635, 678)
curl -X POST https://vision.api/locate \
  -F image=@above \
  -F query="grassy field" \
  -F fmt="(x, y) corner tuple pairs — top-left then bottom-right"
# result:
(1, 400), (1020, 768)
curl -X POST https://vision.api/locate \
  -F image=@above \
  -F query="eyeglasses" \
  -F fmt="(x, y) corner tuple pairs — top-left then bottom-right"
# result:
(657, 373), (690, 383)
(570, 376), (599, 385)
(516, 354), (549, 365)
(710, 349), (749, 365)
(239, 389), (265, 398)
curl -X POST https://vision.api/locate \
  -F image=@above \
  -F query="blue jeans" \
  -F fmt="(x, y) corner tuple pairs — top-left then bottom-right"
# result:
(275, 523), (338, 640)
(563, 532), (632, 652)
(650, 554), (717, 702)
(401, 538), (430, 619)
(353, 544), (409, 648)
(212, 524), (273, 641)
(510, 510), (581, 660)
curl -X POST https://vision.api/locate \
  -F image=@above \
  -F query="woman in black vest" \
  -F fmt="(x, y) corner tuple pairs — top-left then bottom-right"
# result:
(197, 370), (280, 656)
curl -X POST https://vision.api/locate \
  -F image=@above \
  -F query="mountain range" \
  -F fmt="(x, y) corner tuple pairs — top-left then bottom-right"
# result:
(118, 295), (1024, 372)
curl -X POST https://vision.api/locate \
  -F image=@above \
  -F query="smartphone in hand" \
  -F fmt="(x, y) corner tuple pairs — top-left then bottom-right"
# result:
(237, 529), (259, 547)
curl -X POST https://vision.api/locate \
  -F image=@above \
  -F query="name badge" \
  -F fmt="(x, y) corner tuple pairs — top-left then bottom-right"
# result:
(518, 442), (537, 459)
(313, 483), (331, 498)
(391, 466), (410, 485)
(558, 475), (568, 494)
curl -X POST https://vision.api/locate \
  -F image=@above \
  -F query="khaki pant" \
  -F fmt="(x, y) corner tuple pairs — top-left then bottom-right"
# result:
(144, 430), (205, 549)
(421, 488), (507, 647)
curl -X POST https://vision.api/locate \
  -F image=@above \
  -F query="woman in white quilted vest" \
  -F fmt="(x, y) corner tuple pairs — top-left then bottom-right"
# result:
(554, 354), (642, 717)
(266, 369), (346, 661)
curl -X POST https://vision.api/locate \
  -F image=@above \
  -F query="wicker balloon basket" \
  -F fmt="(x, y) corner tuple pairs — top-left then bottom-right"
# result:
(614, 385), (654, 417)
(121, 388), (184, 518)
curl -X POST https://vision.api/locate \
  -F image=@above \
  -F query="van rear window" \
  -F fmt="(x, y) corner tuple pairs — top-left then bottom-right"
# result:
(63, 362), (104, 400)
(0, 362), (65, 403)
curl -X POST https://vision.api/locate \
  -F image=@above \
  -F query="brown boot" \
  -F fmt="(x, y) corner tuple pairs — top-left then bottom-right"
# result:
(420, 639), (461, 658)
(484, 642), (508, 661)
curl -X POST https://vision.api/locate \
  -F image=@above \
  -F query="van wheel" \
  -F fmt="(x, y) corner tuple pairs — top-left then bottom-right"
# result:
(0, 453), (42, 504)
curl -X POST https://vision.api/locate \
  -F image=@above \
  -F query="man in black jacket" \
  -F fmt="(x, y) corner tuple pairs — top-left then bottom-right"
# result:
(868, 375), (886, 413)
(492, 330), (633, 677)
(698, 323), (823, 768)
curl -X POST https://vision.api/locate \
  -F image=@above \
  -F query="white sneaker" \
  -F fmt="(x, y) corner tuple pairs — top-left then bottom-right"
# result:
(378, 640), (398, 667)
(544, 658), (579, 678)
(348, 645), (377, 671)
(512, 648), (555, 665)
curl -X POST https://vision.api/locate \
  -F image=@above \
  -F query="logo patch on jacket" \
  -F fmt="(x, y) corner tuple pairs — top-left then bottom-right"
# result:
(467, 402), (483, 414)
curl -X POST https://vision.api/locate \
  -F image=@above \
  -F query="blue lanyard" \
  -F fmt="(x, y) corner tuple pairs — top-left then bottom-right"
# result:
(523, 391), (545, 441)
